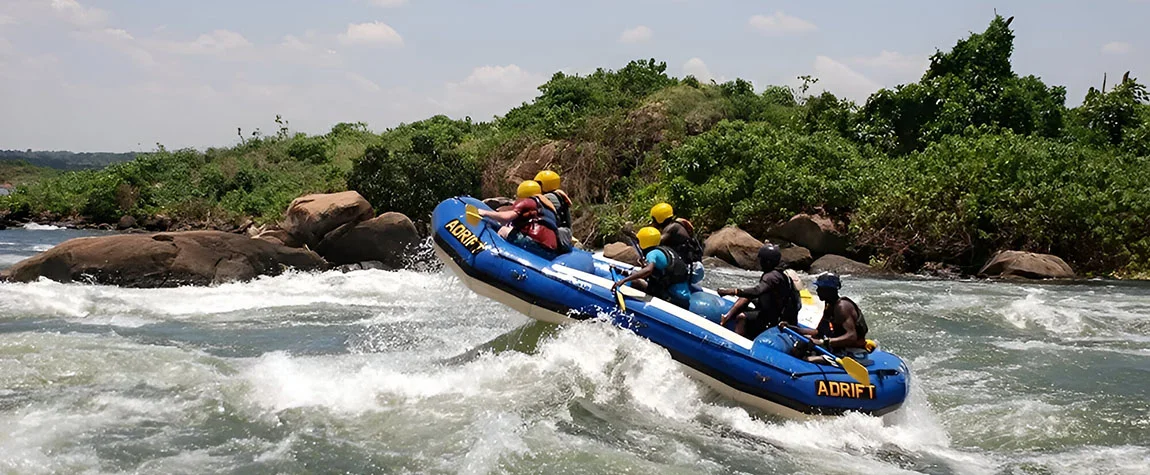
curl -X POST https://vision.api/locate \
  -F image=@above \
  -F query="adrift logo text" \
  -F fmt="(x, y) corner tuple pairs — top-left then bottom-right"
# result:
(816, 380), (876, 399)
(444, 219), (486, 255)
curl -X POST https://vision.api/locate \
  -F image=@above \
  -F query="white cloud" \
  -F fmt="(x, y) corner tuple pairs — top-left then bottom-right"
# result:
(436, 64), (545, 119)
(367, 0), (408, 6)
(0, 15), (14, 26)
(619, 25), (652, 44)
(749, 12), (817, 36)
(338, 22), (403, 47)
(77, 28), (156, 67)
(1101, 41), (1132, 55)
(345, 72), (381, 93)
(184, 30), (251, 54)
(49, 0), (107, 27)
(847, 50), (928, 87)
(278, 34), (341, 67)
(850, 50), (927, 75)
(811, 55), (883, 103)
(682, 57), (720, 83)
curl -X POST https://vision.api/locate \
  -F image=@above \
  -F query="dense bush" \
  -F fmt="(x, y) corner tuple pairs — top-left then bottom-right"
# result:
(661, 120), (867, 236)
(347, 134), (479, 222)
(853, 130), (1150, 271)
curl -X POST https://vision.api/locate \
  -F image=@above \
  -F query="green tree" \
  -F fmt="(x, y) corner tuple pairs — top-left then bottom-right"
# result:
(859, 15), (1067, 155)
(347, 134), (479, 221)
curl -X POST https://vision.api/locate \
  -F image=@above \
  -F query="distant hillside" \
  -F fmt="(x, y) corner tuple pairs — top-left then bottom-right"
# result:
(0, 150), (136, 170)
(0, 160), (58, 187)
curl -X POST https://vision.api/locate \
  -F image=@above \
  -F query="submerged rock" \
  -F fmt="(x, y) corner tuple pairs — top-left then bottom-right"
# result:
(701, 256), (737, 270)
(0, 231), (326, 287)
(283, 191), (374, 248)
(703, 226), (763, 270)
(978, 251), (1075, 279)
(810, 254), (879, 275)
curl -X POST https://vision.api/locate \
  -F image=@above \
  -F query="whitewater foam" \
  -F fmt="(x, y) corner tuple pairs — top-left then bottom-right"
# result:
(21, 223), (62, 230)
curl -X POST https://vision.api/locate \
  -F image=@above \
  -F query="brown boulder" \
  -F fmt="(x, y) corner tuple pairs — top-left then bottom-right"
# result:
(781, 246), (813, 271)
(703, 226), (764, 270)
(255, 228), (298, 248)
(0, 231), (326, 287)
(767, 214), (848, 256)
(117, 215), (137, 230)
(978, 251), (1075, 279)
(316, 212), (421, 268)
(483, 197), (515, 210)
(141, 215), (171, 231)
(283, 191), (374, 248)
(810, 254), (878, 275)
(702, 256), (736, 270)
(603, 242), (641, 266)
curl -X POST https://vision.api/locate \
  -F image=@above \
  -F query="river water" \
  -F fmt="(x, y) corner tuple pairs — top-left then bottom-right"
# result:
(1, 229), (1147, 474)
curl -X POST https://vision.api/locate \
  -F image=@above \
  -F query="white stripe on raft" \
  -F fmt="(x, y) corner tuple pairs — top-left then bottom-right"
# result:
(549, 261), (755, 350)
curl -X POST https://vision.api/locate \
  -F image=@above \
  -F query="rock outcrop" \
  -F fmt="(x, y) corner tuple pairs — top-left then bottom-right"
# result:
(767, 214), (848, 256)
(703, 226), (764, 270)
(316, 212), (421, 268)
(603, 242), (641, 266)
(0, 231), (326, 287)
(978, 251), (1075, 279)
(283, 191), (374, 248)
(810, 254), (878, 275)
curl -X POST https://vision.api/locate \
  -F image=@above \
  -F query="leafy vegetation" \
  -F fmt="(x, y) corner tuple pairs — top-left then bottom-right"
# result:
(3, 16), (1149, 276)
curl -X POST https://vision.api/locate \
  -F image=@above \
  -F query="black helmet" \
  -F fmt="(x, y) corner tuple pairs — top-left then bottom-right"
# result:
(757, 244), (781, 271)
(814, 272), (842, 290)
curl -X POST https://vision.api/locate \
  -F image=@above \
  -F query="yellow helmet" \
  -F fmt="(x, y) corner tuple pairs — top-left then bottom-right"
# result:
(534, 170), (561, 192)
(651, 203), (674, 225)
(516, 180), (542, 199)
(636, 226), (661, 250)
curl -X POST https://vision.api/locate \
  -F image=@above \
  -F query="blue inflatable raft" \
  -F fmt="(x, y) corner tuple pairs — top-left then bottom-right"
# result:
(432, 197), (909, 418)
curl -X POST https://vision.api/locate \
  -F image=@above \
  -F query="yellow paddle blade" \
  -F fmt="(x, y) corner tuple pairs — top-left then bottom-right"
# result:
(800, 288), (814, 306)
(837, 356), (872, 386)
(615, 289), (626, 312)
(465, 204), (481, 226)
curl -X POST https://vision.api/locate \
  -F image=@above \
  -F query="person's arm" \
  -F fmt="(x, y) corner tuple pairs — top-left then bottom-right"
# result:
(479, 208), (518, 224)
(720, 297), (752, 327)
(823, 300), (859, 348)
(718, 277), (769, 299)
(786, 324), (818, 337)
(612, 263), (655, 291)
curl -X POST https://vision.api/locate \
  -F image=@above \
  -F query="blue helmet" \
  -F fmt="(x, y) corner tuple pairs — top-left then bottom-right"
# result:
(813, 272), (842, 290)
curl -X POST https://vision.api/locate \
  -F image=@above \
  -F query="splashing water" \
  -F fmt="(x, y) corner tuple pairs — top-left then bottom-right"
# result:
(1, 230), (1148, 474)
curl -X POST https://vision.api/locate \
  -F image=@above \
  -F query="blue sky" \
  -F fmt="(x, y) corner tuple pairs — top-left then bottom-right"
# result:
(0, 0), (1146, 151)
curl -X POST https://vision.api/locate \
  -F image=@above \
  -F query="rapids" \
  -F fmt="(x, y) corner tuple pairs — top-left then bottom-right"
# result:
(1, 229), (1147, 474)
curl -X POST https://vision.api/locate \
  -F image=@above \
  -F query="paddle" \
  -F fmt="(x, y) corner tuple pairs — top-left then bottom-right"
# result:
(781, 326), (871, 386)
(609, 267), (627, 312)
(464, 204), (483, 226)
